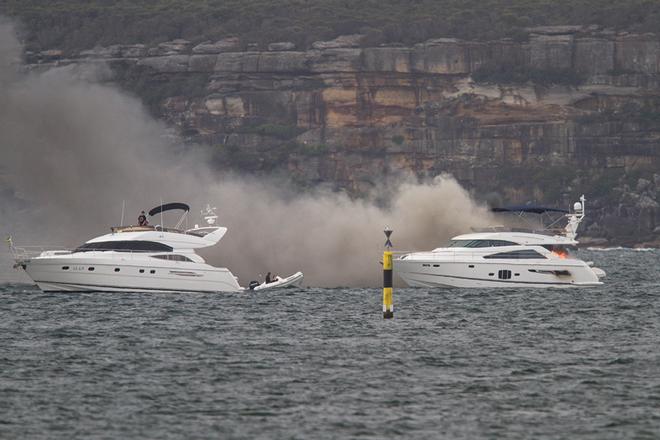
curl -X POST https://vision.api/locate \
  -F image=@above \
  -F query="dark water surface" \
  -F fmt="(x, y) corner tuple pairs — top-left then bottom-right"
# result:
(1, 249), (659, 439)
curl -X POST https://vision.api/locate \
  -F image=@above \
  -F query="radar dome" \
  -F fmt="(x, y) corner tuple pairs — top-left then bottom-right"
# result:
(573, 202), (583, 212)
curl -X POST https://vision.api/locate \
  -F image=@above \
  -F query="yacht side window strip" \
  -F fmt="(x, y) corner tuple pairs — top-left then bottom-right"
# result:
(448, 239), (518, 248)
(74, 241), (174, 253)
(151, 254), (193, 262)
(467, 240), (518, 248)
(490, 240), (518, 247)
(484, 250), (547, 259)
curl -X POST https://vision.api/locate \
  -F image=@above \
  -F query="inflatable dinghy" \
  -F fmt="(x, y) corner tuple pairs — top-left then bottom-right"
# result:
(248, 271), (304, 291)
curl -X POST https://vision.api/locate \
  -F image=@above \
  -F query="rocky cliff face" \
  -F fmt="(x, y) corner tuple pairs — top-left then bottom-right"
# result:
(28, 27), (660, 245)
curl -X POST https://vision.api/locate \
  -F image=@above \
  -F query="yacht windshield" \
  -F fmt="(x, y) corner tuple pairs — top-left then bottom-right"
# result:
(447, 240), (472, 247)
(75, 241), (174, 253)
(447, 239), (518, 248)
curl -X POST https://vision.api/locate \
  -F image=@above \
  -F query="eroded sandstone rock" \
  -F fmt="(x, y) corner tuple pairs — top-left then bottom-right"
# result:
(268, 42), (295, 51)
(312, 34), (364, 50)
(193, 37), (241, 54)
(44, 28), (660, 242)
(156, 39), (191, 55)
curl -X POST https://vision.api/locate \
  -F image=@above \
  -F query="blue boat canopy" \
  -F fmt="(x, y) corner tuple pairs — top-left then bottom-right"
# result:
(491, 205), (568, 214)
(148, 202), (190, 217)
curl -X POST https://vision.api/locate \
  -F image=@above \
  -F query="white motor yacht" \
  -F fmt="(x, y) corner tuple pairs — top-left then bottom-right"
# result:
(395, 196), (606, 288)
(9, 203), (295, 293)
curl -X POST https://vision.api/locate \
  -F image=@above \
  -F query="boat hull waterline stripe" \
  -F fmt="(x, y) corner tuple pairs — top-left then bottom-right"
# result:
(33, 280), (222, 293)
(403, 271), (600, 286)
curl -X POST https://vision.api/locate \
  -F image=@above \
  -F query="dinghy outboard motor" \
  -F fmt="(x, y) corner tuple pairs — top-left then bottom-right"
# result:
(248, 280), (260, 290)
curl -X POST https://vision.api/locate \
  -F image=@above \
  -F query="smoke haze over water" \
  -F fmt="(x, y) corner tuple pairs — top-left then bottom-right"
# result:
(0, 21), (493, 286)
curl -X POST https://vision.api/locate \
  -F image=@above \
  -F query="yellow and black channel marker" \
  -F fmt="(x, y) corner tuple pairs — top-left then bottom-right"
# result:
(383, 228), (394, 319)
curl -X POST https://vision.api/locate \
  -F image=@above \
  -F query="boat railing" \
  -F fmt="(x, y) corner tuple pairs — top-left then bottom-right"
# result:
(111, 225), (185, 234)
(8, 245), (70, 261)
(395, 249), (472, 263)
(110, 225), (211, 237)
(471, 226), (566, 236)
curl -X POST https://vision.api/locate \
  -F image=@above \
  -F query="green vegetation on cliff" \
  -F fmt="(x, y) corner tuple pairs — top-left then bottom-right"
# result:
(4, 0), (660, 52)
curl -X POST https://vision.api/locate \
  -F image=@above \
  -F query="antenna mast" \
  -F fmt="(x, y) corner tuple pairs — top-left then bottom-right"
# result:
(564, 195), (586, 240)
(202, 204), (218, 226)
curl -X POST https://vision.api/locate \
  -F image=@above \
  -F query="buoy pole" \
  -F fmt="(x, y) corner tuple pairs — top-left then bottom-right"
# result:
(383, 228), (394, 319)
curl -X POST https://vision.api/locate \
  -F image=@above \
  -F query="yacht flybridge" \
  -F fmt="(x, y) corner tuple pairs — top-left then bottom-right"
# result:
(9, 203), (303, 293)
(395, 196), (606, 288)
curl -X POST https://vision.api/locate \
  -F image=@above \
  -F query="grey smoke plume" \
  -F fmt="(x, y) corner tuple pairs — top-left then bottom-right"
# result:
(204, 176), (492, 286)
(0, 21), (493, 286)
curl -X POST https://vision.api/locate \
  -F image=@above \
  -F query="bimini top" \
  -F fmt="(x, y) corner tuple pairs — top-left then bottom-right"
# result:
(491, 205), (568, 214)
(148, 202), (190, 217)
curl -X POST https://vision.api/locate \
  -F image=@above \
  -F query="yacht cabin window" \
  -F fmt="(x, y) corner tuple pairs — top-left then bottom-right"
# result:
(447, 239), (518, 248)
(483, 250), (547, 259)
(151, 254), (193, 262)
(75, 241), (174, 253)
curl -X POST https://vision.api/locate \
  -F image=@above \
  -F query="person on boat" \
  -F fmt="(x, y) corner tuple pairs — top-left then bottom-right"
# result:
(138, 211), (148, 226)
(265, 272), (280, 283)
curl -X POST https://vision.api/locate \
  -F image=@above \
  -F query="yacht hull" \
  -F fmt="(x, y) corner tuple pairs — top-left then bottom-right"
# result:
(22, 257), (242, 293)
(395, 259), (603, 288)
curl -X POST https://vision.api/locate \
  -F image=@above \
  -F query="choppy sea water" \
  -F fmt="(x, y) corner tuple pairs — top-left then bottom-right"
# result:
(1, 249), (659, 439)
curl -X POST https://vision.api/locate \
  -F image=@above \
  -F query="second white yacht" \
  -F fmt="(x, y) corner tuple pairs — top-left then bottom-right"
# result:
(395, 196), (605, 288)
(10, 203), (300, 293)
